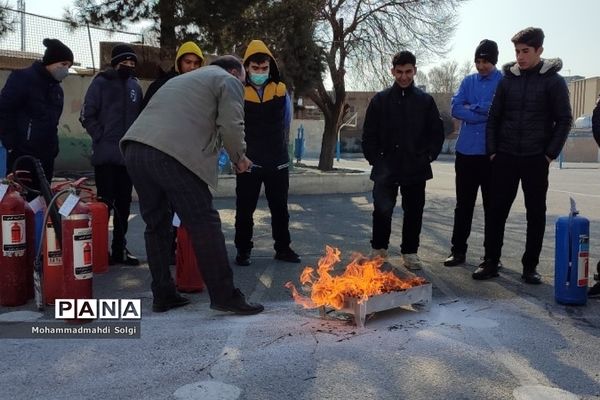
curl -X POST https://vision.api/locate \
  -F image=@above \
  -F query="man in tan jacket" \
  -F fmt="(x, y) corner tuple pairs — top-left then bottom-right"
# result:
(120, 56), (263, 315)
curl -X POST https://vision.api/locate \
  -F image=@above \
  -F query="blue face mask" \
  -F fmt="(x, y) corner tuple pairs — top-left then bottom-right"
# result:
(50, 66), (69, 82)
(249, 73), (269, 86)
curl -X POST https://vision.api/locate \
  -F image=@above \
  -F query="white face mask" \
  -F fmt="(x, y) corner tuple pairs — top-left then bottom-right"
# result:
(50, 66), (69, 82)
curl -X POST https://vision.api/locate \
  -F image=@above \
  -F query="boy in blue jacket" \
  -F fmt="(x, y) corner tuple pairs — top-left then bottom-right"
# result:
(444, 40), (502, 268)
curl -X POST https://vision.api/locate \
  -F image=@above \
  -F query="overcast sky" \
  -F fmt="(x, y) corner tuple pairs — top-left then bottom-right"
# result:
(19, 0), (600, 78)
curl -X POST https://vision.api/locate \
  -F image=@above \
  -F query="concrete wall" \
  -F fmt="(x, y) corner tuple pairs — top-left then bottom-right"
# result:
(290, 119), (325, 160)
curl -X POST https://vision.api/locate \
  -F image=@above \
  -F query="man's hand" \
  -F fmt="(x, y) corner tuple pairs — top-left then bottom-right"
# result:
(234, 155), (253, 174)
(490, 153), (496, 161)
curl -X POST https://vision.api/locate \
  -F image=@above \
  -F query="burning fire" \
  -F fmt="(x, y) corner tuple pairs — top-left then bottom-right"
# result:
(285, 246), (427, 310)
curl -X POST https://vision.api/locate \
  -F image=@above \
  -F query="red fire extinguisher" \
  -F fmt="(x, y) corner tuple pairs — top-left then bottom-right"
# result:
(0, 185), (30, 306)
(87, 200), (109, 274)
(61, 198), (93, 302)
(175, 225), (204, 293)
(24, 204), (35, 300)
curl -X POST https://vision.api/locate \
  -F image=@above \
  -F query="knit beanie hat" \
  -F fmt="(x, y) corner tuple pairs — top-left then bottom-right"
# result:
(111, 44), (138, 67)
(42, 38), (74, 66)
(474, 39), (499, 65)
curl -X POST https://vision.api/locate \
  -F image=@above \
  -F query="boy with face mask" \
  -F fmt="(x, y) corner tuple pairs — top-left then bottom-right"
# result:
(234, 39), (299, 266)
(80, 43), (143, 265)
(0, 38), (73, 196)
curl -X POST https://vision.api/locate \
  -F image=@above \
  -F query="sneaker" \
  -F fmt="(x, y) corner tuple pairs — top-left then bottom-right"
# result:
(152, 294), (190, 313)
(443, 252), (465, 267)
(371, 248), (388, 260)
(235, 250), (251, 266)
(402, 253), (422, 270)
(210, 288), (264, 315)
(589, 283), (600, 298)
(274, 248), (301, 263)
(472, 259), (499, 280)
(110, 248), (140, 266)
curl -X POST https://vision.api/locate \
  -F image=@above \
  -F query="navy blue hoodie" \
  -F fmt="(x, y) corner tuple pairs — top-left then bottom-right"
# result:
(80, 69), (142, 166)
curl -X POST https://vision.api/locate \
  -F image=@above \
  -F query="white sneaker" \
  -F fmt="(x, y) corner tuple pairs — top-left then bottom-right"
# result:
(370, 248), (388, 259)
(402, 253), (422, 270)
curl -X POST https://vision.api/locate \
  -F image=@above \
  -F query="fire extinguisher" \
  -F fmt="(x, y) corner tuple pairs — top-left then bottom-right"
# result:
(0, 184), (31, 306)
(175, 225), (204, 293)
(24, 204), (35, 300)
(86, 199), (109, 274)
(555, 198), (589, 305)
(42, 219), (63, 305)
(61, 197), (93, 302)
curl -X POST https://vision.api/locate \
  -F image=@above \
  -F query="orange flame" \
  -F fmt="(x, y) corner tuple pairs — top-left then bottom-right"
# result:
(285, 246), (427, 310)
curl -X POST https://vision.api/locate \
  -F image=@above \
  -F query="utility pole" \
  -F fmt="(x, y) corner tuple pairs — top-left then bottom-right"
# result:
(17, 0), (25, 52)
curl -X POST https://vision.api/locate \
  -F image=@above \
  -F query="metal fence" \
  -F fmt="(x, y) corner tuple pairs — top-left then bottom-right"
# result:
(0, 6), (143, 71)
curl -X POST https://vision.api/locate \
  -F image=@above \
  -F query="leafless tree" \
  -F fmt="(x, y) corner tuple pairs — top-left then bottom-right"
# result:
(459, 59), (473, 78)
(427, 60), (460, 93)
(0, 3), (17, 37)
(308, 0), (465, 170)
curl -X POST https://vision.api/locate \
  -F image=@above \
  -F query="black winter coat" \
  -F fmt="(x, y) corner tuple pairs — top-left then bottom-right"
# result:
(362, 83), (445, 185)
(486, 59), (572, 159)
(80, 69), (143, 166)
(0, 61), (64, 161)
(141, 68), (178, 110)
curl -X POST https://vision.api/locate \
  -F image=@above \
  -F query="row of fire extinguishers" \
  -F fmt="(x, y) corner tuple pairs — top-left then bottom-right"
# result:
(0, 156), (205, 311)
(0, 156), (109, 309)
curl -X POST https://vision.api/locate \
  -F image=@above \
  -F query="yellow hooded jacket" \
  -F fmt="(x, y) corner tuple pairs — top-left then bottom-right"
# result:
(242, 40), (289, 168)
(174, 41), (204, 73)
(142, 41), (204, 109)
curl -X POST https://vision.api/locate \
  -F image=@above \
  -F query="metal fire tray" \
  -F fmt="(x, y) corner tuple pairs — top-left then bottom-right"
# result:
(319, 283), (432, 328)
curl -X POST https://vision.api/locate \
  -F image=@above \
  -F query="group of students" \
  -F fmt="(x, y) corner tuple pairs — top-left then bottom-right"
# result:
(363, 26), (599, 297)
(0, 38), (302, 315)
(1, 26), (598, 315)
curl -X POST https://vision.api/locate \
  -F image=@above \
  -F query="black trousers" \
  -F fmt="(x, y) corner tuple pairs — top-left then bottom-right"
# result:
(94, 164), (133, 255)
(450, 152), (491, 255)
(7, 150), (54, 201)
(371, 181), (426, 254)
(484, 153), (549, 270)
(235, 166), (291, 252)
(123, 142), (234, 304)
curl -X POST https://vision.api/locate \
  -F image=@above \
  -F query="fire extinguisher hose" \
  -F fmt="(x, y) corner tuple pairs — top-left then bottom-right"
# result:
(33, 189), (72, 311)
(11, 155), (62, 246)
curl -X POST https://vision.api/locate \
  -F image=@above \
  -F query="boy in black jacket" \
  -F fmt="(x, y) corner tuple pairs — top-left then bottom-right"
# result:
(362, 51), (444, 270)
(474, 27), (572, 283)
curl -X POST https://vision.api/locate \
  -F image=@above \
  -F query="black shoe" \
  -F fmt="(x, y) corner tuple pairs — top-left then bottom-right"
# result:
(521, 270), (542, 284)
(274, 248), (301, 263)
(444, 252), (465, 267)
(210, 289), (264, 315)
(472, 259), (500, 280)
(589, 283), (600, 298)
(152, 294), (190, 313)
(110, 248), (140, 266)
(235, 251), (251, 266)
